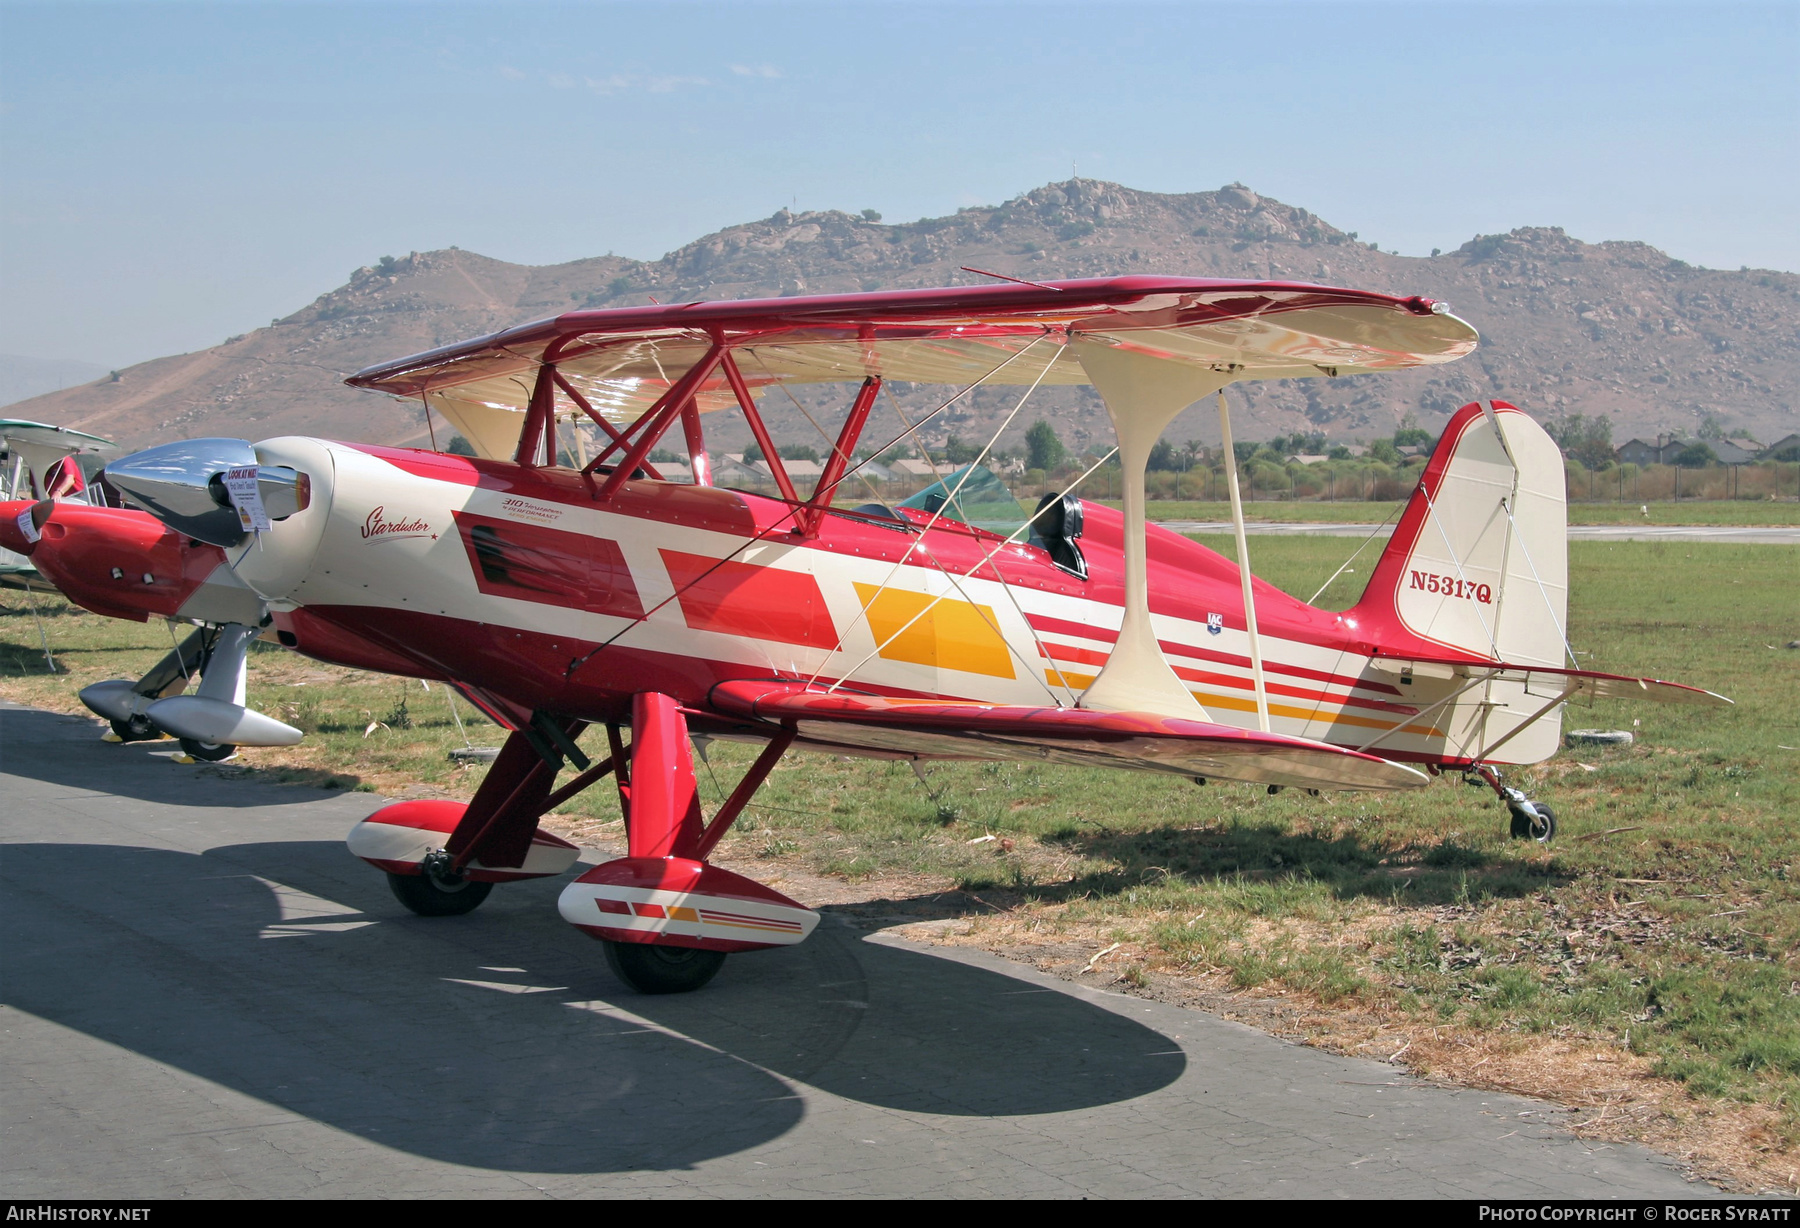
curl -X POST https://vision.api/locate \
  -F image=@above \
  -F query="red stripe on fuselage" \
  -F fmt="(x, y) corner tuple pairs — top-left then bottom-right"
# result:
(660, 550), (838, 649)
(1035, 638), (1418, 715)
(452, 511), (644, 618)
(1024, 612), (1402, 697)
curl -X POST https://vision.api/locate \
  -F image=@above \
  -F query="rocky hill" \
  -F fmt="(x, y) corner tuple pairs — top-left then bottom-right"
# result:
(13, 180), (1798, 455)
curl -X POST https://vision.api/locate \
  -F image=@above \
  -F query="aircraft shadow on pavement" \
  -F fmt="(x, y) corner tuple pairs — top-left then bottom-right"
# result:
(0, 705), (371, 808)
(2, 840), (1185, 1174)
(1038, 819), (1567, 906)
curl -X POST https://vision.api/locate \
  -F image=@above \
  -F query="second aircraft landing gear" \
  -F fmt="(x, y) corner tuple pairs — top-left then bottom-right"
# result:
(1469, 765), (1557, 843)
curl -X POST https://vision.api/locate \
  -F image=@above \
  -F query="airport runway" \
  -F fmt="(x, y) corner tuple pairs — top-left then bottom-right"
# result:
(0, 701), (1713, 1199)
(1160, 520), (1800, 545)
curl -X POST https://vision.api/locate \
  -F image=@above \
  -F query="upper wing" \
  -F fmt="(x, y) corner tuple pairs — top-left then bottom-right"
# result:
(345, 276), (1476, 460)
(1366, 656), (1732, 706)
(708, 679), (1430, 792)
(1, 419), (120, 489)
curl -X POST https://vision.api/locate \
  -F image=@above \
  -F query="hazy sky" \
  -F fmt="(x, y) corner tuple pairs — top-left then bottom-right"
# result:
(2, 1), (1794, 369)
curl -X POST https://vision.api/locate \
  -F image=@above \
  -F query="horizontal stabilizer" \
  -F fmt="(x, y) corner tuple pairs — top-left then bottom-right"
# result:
(710, 679), (1429, 792)
(1367, 656), (1732, 708)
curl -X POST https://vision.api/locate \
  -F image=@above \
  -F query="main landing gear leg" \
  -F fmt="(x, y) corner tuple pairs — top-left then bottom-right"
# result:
(349, 713), (593, 917)
(1471, 764), (1557, 843)
(604, 693), (722, 993)
(556, 693), (809, 995)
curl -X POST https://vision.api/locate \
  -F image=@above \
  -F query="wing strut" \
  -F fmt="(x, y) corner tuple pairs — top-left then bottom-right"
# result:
(720, 352), (800, 505)
(585, 342), (726, 500)
(1070, 339), (1229, 720)
(1216, 387), (1271, 732)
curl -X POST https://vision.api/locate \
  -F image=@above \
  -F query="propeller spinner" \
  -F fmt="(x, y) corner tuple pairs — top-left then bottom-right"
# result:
(105, 438), (310, 547)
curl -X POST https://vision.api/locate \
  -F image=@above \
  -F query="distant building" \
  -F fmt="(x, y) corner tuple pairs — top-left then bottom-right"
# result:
(890, 458), (940, 478)
(710, 455), (767, 484)
(1759, 433), (1800, 462)
(1615, 435), (1757, 466)
(1705, 438), (1758, 465)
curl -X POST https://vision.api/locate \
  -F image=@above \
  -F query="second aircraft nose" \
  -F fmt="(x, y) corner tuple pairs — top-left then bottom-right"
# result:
(106, 438), (313, 547)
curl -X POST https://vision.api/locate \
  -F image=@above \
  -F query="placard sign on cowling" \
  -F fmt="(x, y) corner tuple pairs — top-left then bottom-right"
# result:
(222, 466), (270, 533)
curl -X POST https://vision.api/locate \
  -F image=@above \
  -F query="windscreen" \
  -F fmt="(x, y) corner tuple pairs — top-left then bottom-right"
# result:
(896, 464), (1030, 538)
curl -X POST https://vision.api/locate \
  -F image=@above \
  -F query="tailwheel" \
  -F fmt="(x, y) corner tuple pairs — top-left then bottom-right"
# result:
(1508, 801), (1557, 843)
(388, 856), (494, 917)
(178, 737), (237, 762)
(603, 941), (726, 995)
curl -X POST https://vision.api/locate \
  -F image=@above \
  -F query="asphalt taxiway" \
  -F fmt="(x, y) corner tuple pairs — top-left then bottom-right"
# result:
(0, 701), (1714, 1198)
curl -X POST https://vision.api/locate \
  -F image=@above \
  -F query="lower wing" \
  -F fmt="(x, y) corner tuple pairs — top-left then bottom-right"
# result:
(708, 680), (1430, 792)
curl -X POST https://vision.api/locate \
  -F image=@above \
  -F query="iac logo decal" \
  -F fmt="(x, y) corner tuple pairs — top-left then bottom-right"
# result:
(361, 506), (437, 542)
(1206, 612), (1224, 636)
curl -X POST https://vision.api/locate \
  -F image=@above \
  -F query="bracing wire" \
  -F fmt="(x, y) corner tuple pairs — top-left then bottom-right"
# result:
(566, 340), (1050, 679)
(824, 447), (1121, 695)
(1305, 503), (1403, 607)
(805, 337), (1065, 698)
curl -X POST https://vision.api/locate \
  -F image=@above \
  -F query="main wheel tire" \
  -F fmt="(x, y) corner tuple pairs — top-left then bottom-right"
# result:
(603, 940), (726, 995)
(179, 737), (237, 762)
(387, 868), (494, 917)
(110, 715), (160, 743)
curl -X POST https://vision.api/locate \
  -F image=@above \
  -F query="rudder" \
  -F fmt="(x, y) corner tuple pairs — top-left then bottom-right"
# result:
(1351, 401), (1569, 669)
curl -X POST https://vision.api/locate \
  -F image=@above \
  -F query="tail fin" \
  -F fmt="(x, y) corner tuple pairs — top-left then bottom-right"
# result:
(1350, 401), (1569, 669)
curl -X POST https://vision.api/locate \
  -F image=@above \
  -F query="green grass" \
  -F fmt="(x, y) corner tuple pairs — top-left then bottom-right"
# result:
(1117, 499), (1800, 527)
(4, 538), (1798, 1133)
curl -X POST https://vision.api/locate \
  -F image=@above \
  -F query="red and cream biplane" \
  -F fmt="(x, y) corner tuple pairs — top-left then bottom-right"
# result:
(88, 276), (1725, 993)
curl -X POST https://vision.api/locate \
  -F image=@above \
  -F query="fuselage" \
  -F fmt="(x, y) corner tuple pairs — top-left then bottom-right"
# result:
(233, 437), (1499, 765)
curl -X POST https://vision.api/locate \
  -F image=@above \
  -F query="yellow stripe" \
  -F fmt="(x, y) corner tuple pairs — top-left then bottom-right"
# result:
(855, 583), (1015, 679)
(1195, 690), (1446, 737)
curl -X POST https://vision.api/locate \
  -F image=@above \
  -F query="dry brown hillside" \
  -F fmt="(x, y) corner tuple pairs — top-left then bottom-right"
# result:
(15, 180), (1798, 454)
